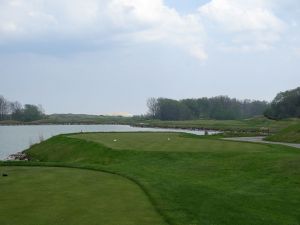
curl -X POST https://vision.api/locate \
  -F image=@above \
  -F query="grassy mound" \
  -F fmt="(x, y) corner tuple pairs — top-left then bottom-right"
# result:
(265, 124), (300, 143)
(69, 132), (276, 153)
(23, 133), (300, 225)
(0, 166), (166, 225)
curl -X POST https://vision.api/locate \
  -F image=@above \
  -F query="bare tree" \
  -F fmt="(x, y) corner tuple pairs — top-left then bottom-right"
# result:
(0, 95), (9, 120)
(0, 96), (45, 121)
(10, 101), (23, 120)
(147, 97), (159, 118)
(38, 104), (45, 115)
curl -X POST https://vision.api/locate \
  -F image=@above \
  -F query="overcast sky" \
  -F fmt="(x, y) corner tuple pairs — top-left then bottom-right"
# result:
(1, 0), (299, 115)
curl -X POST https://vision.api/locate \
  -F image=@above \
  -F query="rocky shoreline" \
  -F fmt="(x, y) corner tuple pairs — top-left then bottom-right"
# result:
(7, 152), (29, 161)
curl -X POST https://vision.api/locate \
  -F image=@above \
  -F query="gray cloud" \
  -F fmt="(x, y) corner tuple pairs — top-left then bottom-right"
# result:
(0, 0), (206, 60)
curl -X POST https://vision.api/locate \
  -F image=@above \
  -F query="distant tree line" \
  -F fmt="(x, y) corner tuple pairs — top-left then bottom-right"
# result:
(0, 95), (45, 122)
(147, 96), (269, 120)
(264, 87), (300, 119)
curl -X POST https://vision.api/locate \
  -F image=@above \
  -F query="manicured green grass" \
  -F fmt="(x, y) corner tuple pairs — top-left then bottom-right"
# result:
(265, 124), (300, 143)
(25, 132), (300, 225)
(0, 166), (166, 225)
(70, 132), (277, 153)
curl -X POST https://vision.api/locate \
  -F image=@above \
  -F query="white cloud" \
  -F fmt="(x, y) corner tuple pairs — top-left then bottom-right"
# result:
(0, 0), (206, 60)
(0, 0), (294, 58)
(198, 0), (285, 51)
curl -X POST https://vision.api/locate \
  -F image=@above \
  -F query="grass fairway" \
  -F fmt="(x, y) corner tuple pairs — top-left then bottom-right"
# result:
(0, 166), (166, 225)
(23, 132), (300, 225)
(70, 132), (281, 153)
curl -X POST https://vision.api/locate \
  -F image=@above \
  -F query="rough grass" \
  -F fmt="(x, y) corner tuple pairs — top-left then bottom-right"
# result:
(0, 166), (166, 225)
(139, 117), (299, 133)
(265, 123), (300, 143)
(24, 132), (300, 225)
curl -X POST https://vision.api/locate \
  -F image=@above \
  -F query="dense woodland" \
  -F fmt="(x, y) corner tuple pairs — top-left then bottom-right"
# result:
(1, 87), (299, 123)
(147, 87), (300, 121)
(147, 96), (269, 120)
(0, 96), (45, 122)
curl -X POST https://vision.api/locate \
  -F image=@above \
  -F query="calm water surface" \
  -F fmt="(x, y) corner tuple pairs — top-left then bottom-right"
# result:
(0, 125), (214, 160)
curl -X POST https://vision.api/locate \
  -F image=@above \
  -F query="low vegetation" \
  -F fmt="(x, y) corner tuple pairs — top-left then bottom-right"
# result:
(136, 117), (299, 133)
(39, 113), (140, 124)
(12, 132), (300, 225)
(265, 124), (300, 143)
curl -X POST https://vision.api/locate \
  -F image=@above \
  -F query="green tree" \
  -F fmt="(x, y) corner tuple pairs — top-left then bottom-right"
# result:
(147, 96), (269, 121)
(264, 87), (300, 119)
(156, 98), (193, 120)
(22, 104), (45, 122)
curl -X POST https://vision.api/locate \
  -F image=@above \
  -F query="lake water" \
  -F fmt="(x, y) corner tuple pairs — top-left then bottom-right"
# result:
(0, 125), (215, 160)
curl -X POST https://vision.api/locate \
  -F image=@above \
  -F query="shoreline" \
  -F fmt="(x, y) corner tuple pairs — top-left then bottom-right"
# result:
(6, 152), (29, 161)
(1, 125), (219, 161)
(0, 122), (128, 126)
(0, 122), (269, 136)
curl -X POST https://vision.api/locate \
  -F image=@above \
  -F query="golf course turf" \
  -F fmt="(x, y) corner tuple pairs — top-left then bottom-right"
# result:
(2, 132), (300, 225)
(0, 166), (167, 225)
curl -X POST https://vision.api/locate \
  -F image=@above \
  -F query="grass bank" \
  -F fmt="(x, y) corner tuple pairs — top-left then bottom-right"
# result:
(265, 124), (300, 143)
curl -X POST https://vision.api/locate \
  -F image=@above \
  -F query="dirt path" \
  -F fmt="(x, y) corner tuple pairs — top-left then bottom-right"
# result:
(223, 136), (300, 149)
